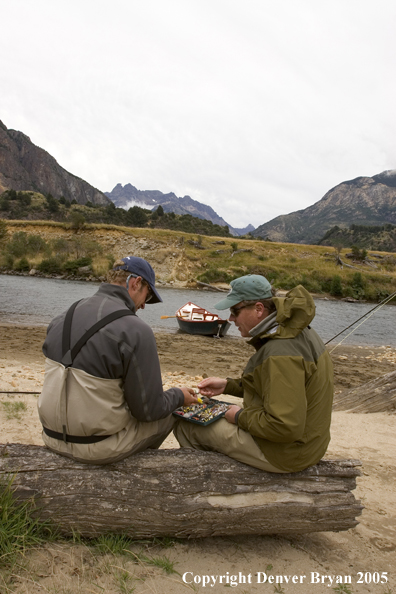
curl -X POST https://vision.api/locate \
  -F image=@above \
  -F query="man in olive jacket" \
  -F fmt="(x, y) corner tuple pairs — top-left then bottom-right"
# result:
(175, 275), (334, 473)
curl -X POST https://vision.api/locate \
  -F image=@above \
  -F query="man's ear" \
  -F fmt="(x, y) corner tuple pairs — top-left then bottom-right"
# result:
(255, 302), (266, 317)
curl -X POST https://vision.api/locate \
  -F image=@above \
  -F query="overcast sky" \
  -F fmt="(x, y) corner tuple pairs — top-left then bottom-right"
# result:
(1, 0), (395, 228)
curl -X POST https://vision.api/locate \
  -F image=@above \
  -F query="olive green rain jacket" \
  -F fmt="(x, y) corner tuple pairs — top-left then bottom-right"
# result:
(225, 285), (334, 472)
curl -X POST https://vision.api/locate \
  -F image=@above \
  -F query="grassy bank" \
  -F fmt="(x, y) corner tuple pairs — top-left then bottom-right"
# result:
(1, 219), (395, 301)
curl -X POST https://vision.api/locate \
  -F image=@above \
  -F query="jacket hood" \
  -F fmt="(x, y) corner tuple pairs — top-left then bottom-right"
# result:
(249, 285), (315, 345)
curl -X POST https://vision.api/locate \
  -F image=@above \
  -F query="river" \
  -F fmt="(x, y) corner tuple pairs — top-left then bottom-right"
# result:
(0, 274), (394, 346)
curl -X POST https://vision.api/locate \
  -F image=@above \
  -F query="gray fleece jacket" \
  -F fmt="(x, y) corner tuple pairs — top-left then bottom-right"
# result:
(42, 283), (184, 422)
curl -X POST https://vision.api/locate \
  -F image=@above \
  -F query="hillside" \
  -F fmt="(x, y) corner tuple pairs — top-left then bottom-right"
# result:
(319, 224), (396, 252)
(1, 220), (395, 302)
(105, 183), (254, 236)
(253, 171), (396, 244)
(0, 120), (110, 206)
(0, 190), (231, 237)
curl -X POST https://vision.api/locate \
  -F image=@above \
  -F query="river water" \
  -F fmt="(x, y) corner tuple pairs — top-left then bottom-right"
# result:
(0, 275), (394, 346)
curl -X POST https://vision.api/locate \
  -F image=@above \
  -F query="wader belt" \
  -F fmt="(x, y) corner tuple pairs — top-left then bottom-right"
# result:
(44, 299), (134, 444)
(43, 426), (112, 444)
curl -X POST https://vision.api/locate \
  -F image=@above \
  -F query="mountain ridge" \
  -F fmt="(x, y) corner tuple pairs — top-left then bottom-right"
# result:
(253, 171), (396, 244)
(0, 120), (110, 206)
(105, 183), (254, 236)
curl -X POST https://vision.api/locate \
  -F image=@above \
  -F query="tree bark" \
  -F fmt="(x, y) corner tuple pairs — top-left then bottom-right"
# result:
(0, 445), (363, 539)
(333, 370), (396, 413)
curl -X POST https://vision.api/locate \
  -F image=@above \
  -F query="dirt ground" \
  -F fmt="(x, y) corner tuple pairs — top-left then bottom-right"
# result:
(0, 323), (395, 594)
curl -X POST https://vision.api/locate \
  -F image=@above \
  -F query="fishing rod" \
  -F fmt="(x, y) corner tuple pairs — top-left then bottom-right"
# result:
(325, 289), (396, 349)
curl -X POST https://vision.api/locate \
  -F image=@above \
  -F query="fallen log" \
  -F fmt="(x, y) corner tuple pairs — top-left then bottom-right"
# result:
(196, 281), (227, 292)
(333, 370), (396, 413)
(0, 444), (363, 539)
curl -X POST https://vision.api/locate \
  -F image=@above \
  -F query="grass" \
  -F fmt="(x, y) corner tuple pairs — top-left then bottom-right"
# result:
(1, 401), (27, 420)
(0, 475), (54, 569)
(2, 220), (396, 301)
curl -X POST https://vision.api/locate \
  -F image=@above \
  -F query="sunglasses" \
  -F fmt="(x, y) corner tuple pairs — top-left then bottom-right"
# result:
(126, 274), (153, 303)
(229, 304), (250, 317)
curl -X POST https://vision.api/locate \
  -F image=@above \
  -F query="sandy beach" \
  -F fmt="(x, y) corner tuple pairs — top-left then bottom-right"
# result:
(1, 323), (395, 593)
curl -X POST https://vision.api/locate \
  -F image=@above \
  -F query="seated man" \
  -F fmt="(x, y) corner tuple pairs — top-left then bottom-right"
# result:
(175, 274), (333, 473)
(38, 256), (198, 464)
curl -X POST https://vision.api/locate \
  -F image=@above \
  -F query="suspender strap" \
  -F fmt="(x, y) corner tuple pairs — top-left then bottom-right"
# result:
(61, 299), (82, 366)
(61, 302), (134, 367)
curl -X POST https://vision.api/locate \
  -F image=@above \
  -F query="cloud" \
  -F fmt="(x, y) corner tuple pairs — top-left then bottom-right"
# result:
(1, 0), (395, 228)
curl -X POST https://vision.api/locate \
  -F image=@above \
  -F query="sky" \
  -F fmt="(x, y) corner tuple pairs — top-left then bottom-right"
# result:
(1, 0), (396, 229)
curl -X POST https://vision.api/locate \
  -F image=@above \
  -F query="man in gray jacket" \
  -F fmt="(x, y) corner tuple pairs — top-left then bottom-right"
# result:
(38, 256), (198, 464)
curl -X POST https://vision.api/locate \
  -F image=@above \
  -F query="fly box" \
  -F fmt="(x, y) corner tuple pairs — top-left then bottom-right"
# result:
(173, 400), (229, 425)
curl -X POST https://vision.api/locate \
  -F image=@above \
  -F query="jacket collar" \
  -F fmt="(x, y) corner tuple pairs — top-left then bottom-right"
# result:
(249, 311), (278, 338)
(97, 283), (137, 313)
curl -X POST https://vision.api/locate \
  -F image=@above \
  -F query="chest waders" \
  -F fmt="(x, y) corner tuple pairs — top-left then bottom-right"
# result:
(42, 299), (134, 445)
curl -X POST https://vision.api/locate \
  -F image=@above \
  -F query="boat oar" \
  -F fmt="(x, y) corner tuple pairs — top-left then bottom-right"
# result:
(160, 315), (178, 319)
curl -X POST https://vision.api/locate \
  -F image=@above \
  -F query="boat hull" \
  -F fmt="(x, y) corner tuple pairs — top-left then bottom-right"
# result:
(177, 318), (231, 337)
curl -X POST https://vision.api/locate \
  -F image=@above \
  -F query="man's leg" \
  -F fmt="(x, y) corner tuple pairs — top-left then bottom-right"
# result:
(174, 418), (286, 473)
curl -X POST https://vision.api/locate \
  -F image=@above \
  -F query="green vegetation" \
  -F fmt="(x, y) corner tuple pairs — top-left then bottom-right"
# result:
(0, 190), (232, 237)
(319, 223), (396, 252)
(0, 217), (395, 302)
(0, 475), (53, 569)
(1, 401), (27, 420)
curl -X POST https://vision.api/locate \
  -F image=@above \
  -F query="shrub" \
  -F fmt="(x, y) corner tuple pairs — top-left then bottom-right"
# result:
(330, 275), (343, 297)
(37, 257), (63, 275)
(45, 194), (59, 213)
(0, 219), (7, 243)
(69, 211), (86, 230)
(197, 268), (233, 283)
(14, 257), (30, 272)
(63, 256), (92, 274)
(5, 232), (29, 257)
(26, 234), (48, 255)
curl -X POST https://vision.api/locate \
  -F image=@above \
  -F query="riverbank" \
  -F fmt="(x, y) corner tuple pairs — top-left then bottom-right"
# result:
(1, 324), (395, 593)
(2, 220), (396, 301)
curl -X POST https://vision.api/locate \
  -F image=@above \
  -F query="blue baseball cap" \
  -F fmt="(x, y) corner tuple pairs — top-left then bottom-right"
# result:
(215, 274), (272, 310)
(114, 256), (162, 304)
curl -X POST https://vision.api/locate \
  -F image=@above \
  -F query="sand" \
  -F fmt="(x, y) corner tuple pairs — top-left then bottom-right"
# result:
(0, 323), (395, 593)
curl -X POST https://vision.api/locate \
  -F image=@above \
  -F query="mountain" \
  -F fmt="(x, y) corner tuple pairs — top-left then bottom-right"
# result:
(0, 120), (110, 206)
(252, 171), (396, 244)
(105, 183), (254, 236)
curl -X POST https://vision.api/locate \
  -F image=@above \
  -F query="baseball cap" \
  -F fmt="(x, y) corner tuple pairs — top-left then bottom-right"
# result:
(113, 256), (162, 304)
(214, 274), (272, 310)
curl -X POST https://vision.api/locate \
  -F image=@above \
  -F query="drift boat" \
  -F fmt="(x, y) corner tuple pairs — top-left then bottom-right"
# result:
(176, 302), (231, 337)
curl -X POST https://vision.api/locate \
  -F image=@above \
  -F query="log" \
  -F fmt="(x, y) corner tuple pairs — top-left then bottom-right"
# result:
(0, 444), (363, 539)
(196, 281), (227, 292)
(333, 370), (396, 413)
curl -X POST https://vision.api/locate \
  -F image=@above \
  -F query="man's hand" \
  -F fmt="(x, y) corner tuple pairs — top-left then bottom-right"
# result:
(225, 405), (242, 424)
(197, 377), (227, 397)
(181, 387), (199, 407)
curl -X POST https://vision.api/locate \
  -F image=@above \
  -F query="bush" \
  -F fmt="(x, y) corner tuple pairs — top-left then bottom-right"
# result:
(26, 234), (48, 255)
(14, 257), (30, 272)
(63, 256), (92, 274)
(330, 275), (343, 297)
(0, 219), (7, 243)
(5, 232), (29, 258)
(69, 211), (86, 230)
(37, 257), (63, 275)
(197, 268), (233, 283)
(45, 194), (59, 213)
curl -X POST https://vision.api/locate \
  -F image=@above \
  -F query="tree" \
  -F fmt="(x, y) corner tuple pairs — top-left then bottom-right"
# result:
(0, 219), (7, 244)
(330, 275), (343, 297)
(156, 204), (164, 216)
(69, 212), (86, 231)
(45, 193), (59, 213)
